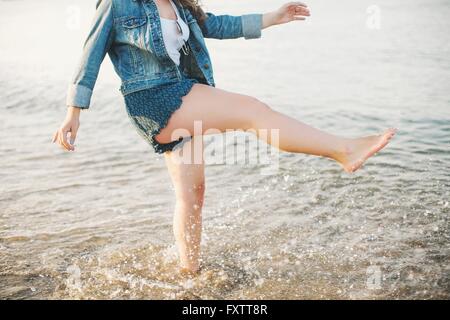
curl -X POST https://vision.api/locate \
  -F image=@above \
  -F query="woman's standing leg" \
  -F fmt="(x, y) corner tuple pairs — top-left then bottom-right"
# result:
(164, 136), (205, 273)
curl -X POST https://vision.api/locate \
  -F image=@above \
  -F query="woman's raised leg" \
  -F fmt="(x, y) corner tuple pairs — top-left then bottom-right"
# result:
(165, 136), (205, 274)
(156, 84), (396, 172)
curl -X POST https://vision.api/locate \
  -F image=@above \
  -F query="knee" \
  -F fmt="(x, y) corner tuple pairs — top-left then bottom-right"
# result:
(247, 96), (272, 112)
(176, 182), (205, 211)
(244, 96), (274, 129)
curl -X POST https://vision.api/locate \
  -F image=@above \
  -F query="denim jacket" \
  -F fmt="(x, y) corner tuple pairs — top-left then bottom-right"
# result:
(66, 0), (263, 109)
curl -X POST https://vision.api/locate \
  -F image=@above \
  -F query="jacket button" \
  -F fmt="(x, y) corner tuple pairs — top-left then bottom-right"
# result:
(203, 64), (209, 69)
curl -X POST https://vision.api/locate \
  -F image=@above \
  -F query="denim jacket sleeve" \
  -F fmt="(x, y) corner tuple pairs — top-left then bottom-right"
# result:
(200, 12), (263, 40)
(66, 0), (114, 109)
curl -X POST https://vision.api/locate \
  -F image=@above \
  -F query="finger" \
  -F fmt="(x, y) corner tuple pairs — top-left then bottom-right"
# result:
(52, 131), (58, 143)
(64, 130), (75, 151)
(295, 7), (310, 15)
(57, 130), (67, 151)
(286, 2), (308, 8)
(57, 132), (67, 151)
(288, 5), (310, 18)
(293, 16), (306, 21)
(69, 129), (77, 147)
(59, 129), (72, 151)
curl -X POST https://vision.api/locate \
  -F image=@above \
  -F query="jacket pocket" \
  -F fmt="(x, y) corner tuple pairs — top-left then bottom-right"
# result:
(121, 17), (147, 48)
(122, 17), (147, 29)
(121, 17), (148, 75)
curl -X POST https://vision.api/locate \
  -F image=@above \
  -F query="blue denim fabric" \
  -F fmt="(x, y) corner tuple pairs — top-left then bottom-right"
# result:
(66, 0), (263, 109)
(124, 66), (198, 154)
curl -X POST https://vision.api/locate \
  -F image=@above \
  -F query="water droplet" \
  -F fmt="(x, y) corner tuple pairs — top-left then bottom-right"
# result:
(254, 278), (264, 287)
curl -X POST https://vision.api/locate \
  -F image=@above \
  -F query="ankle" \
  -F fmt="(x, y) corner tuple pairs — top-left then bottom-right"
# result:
(180, 264), (200, 276)
(330, 138), (351, 162)
(179, 253), (200, 274)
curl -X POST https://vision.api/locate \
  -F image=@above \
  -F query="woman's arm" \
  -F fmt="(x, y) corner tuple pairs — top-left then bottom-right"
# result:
(53, 0), (114, 152)
(200, 13), (263, 40)
(200, 2), (310, 40)
(66, 0), (114, 110)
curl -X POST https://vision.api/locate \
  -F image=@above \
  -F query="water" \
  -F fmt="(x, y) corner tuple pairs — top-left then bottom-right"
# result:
(0, 0), (449, 299)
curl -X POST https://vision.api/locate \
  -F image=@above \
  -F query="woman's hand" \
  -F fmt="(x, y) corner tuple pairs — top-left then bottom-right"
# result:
(263, 2), (311, 28)
(52, 107), (81, 152)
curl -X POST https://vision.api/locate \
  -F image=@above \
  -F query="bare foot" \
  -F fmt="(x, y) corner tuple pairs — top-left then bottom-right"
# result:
(179, 265), (201, 277)
(337, 128), (397, 173)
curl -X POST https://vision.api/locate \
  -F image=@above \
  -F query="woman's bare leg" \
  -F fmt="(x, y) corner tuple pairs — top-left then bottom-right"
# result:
(165, 136), (205, 274)
(157, 84), (396, 172)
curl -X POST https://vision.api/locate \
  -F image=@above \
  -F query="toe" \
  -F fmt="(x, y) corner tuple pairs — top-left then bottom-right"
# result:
(384, 129), (396, 140)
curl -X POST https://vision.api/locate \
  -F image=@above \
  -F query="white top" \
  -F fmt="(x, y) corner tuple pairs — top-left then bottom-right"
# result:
(160, 0), (190, 66)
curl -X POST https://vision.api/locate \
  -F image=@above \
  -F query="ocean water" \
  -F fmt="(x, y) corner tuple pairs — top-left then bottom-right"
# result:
(0, 0), (449, 299)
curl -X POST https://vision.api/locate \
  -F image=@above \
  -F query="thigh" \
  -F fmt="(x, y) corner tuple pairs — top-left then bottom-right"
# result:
(155, 83), (269, 144)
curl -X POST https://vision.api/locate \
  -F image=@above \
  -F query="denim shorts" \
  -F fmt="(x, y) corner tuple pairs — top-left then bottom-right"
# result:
(124, 73), (199, 154)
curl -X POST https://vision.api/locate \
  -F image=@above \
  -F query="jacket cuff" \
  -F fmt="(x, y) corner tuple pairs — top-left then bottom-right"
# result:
(242, 14), (263, 40)
(66, 84), (92, 109)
